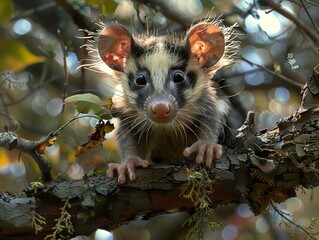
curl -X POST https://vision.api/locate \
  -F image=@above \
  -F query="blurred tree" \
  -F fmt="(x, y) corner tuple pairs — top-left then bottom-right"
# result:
(0, 0), (318, 240)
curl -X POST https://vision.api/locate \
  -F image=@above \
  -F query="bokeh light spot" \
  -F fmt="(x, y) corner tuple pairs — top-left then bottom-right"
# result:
(257, 10), (282, 37)
(13, 19), (32, 35)
(255, 216), (269, 233)
(237, 203), (253, 218)
(274, 87), (290, 102)
(239, 91), (255, 110)
(245, 71), (265, 86)
(221, 224), (238, 240)
(153, 12), (167, 26)
(10, 161), (26, 177)
(32, 92), (48, 115)
(244, 15), (259, 33)
(94, 229), (113, 240)
(47, 98), (63, 116)
(285, 197), (303, 213)
(270, 42), (287, 58)
(67, 163), (84, 179)
(67, 52), (80, 74)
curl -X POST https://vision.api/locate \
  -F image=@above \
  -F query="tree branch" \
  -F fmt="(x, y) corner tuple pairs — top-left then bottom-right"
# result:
(0, 64), (319, 239)
(0, 132), (53, 182)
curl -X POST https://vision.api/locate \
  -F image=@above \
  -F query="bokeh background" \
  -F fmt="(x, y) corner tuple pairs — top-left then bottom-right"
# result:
(0, 0), (318, 239)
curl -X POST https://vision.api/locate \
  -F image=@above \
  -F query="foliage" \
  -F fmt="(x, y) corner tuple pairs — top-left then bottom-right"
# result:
(65, 93), (113, 120)
(29, 181), (44, 194)
(0, 40), (45, 72)
(44, 198), (74, 240)
(180, 167), (224, 240)
(31, 211), (46, 235)
(64, 93), (115, 156)
(75, 119), (114, 157)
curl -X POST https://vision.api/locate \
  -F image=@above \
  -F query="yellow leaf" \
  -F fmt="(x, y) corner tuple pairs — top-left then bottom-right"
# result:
(74, 121), (114, 157)
(105, 98), (113, 109)
(85, 0), (118, 14)
(0, 149), (10, 169)
(0, 40), (45, 72)
(68, 154), (76, 164)
(0, 0), (14, 25)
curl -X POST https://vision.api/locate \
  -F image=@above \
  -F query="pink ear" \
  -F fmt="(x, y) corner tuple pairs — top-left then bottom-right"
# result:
(98, 24), (131, 71)
(186, 23), (225, 68)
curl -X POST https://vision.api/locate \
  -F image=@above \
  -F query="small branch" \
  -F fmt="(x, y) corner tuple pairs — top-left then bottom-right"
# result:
(0, 89), (11, 125)
(263, 0), (319, 45)
(290, 155), (319, 174)
(299, 0), (319, 35)
(11, 2), (57, 21)
(304, 0), (319, 7)
(0, 132), (52, 182)
(58, 29), (69, 112)
(54, 0), (97, 31)
(271, 202), (315, 238)
(137, 0), (190, 29)
(52, 113), (101, 136)
(0, 110), (11, 121)
(241, 57), (304, 87)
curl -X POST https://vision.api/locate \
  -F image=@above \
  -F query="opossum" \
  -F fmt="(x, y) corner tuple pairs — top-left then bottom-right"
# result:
(91, 20), (237, 184)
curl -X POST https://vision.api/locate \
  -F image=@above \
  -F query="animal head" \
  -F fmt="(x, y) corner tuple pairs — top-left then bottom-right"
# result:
(87, 20), (237, 126)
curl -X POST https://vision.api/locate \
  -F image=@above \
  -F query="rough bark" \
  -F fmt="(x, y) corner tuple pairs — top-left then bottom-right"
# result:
(0, 64), (319, 239)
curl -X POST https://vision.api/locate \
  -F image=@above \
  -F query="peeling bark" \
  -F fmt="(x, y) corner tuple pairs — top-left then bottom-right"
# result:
(0, 65), (319, 239)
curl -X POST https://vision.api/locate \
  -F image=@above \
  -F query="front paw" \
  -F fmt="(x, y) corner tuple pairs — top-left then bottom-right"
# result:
(183, 140), (222, 167)
(107, 156), (148, 184)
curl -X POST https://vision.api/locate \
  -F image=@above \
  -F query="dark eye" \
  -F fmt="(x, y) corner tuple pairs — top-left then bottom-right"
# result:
(134, 73), (147, 86)
(172, 70), (186, 84)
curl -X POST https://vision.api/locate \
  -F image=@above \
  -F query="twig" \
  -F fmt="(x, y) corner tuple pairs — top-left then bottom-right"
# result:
(54, 0), (97, 31)
(138, 0), (190, 29)
(264, 0), (319, 45)
(240, 57), (304, 87)
(290, 155), (319, 174)
(11, 2), (56, 21)
(134, 3), (146, 30)
(299, 0), (319, 35)
(0, 132), (52, 182)
(271, 202), (315, 239)
(304, 0), (319, 7)
(0, 89), (10, 117)
(0, 110), (12, 121)
(52, 113), (100, 136)
(58, 29), (69, 112)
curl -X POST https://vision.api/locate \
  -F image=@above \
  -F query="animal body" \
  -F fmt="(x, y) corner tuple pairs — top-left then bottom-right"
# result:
(93, 20), (237, 184)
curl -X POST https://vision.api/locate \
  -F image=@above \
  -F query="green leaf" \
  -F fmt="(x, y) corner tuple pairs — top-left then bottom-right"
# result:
(65, 93), (112, 119)
(0, 0), (14, 25)
(0, 40), (45, 72)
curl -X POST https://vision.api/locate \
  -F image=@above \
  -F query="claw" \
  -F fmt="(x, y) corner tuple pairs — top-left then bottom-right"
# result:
(107, 156), (148, 184)
(183, 140), (222, 167)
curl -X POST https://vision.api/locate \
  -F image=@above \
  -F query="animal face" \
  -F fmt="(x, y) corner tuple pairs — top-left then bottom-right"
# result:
(96, 21), (236, 127)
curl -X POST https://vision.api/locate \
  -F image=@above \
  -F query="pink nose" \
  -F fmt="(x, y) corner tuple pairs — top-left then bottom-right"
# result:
(151, 103), (171, 119)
